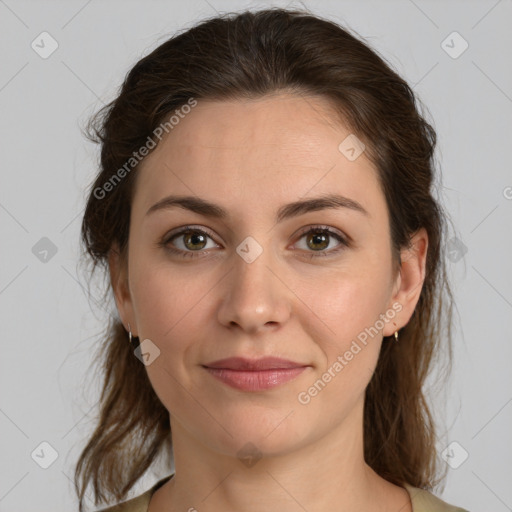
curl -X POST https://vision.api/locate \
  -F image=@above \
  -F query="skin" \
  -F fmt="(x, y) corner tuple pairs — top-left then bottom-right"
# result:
(109, 92), (427, 512)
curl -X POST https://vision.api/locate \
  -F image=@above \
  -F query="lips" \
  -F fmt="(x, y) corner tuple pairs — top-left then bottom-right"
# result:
(202, 357), (310, 391)
(203, 356), (307, 371)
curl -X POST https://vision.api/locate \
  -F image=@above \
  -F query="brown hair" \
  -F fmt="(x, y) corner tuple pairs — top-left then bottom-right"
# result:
(75, 7), (455, 510)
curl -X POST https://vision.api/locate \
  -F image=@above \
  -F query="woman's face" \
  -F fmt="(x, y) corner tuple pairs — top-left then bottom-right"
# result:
(110, 92), (426, 458)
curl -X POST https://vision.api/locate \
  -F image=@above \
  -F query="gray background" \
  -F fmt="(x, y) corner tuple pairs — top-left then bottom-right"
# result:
(1, 0), (511, 510)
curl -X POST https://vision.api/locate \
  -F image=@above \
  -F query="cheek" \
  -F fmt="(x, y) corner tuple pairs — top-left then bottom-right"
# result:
(294, 260), (389, 386)
(129, 252), (201, 339)
(294, 280), (385, 416)
(295, 254), (391, 339)
(128, 255), (220, 380)
(129, 261), (207, 410)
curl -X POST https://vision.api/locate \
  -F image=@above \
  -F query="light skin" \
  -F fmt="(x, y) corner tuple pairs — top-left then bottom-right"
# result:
(109, 92), (427, 512)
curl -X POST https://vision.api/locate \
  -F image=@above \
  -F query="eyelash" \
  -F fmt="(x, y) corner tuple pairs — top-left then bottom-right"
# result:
(158, 224), (349, 260)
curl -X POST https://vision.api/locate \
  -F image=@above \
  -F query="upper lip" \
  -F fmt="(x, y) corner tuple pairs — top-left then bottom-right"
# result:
(203, 357), (309, 371)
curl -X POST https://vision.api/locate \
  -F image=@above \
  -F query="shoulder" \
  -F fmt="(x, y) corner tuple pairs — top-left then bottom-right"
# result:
(95, 489), (152, 512)
(95, 489), (151, 512)
(95, 475), (174, 512)
(403, 483), (470, 512)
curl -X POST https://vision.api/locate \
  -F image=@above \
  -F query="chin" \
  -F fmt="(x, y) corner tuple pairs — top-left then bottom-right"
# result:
(190, 407), (316, 461)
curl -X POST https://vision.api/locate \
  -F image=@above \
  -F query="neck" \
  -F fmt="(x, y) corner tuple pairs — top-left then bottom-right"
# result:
(149, 401), (411, 512)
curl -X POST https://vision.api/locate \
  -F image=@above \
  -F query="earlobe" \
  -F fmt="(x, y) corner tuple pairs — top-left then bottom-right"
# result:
(384, 228), (428, 336)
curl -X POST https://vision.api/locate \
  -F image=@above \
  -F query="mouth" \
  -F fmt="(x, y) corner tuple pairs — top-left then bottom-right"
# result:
(202, 357), (310, 391)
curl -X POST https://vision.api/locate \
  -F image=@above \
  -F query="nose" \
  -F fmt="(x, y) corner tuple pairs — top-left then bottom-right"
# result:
(216, 245), (292, 334)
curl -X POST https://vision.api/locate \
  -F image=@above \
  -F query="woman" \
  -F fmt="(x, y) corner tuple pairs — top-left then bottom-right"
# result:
(75, 7), (469, 512)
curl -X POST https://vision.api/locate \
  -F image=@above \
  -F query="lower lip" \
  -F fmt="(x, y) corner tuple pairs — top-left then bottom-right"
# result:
(204, 367), (308, 391)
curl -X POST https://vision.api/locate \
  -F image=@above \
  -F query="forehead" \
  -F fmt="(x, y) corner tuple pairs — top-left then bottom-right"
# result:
(133, 93), (385, 221)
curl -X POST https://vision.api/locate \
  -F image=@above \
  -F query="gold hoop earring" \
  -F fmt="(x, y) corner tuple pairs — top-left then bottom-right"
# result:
(394, 330), (399, 342)
(127, 323), (139, 348)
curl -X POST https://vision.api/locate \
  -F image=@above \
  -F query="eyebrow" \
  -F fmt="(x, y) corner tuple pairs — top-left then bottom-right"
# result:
(145, 193), (369, 222)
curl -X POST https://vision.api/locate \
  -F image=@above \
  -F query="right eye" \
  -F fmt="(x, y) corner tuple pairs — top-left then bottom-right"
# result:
(160, 226), (220, 258)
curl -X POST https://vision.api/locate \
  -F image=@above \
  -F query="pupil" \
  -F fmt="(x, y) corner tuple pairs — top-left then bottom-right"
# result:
(186, 232), (206, 250)
(310, 233), (328, 250)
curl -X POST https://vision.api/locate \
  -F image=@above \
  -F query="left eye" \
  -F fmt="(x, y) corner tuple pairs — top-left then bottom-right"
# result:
(294, 226), (347, 255)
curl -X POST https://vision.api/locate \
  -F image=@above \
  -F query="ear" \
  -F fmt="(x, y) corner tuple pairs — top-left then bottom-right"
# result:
(383, 227), (428, 336)
(108, 242), (137, 336)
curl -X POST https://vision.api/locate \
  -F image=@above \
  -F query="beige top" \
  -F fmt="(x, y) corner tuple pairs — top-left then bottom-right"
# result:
(97, 475), (470, 512)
